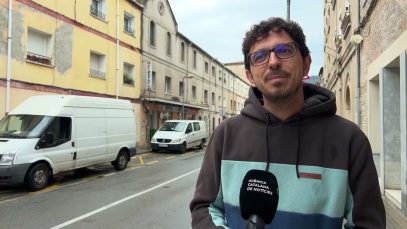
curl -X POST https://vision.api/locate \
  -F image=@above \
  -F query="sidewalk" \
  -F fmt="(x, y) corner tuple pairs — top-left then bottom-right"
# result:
(385, 197), (407, 229)
(136, 147), (151, 155)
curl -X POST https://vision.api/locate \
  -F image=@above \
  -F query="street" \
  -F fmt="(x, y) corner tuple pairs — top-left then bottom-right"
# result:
(0, 149), (204, 229)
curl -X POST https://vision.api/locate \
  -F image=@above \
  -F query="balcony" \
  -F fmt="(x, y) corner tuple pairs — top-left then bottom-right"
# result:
(26, 52), (52, 66)
(341, 13), (351, 36)
(90, 6), (106, 21)
(89, 69), (106, 79)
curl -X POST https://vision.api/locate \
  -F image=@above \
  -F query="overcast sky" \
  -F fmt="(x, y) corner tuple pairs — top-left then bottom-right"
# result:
(168, 0), (324, 76)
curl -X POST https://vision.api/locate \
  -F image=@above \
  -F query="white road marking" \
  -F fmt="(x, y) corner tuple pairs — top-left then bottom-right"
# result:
(50, 168), (200, 229)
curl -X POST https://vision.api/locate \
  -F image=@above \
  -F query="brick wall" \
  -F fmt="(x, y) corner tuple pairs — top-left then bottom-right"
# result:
(359, 0), (407, 133)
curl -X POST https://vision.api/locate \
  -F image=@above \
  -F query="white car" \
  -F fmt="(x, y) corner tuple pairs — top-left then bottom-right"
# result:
(151, 120), (208, 153)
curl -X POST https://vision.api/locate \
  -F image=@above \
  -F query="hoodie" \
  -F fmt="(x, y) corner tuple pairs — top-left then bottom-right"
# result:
(190, 83), (385, 229)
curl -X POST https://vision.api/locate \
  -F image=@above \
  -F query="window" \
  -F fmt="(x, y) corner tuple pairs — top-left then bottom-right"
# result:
(218, 96), (221, 105)
(212, 92), (215, 105)
(165, 76), (172, 94)
(90, 0), (106, 20)
(180, 42), (185, 61)
(204, 62), (209, 74)
(166, 32), (172, 56)
(186, 123), (193, 133)
(193, 50), (197, 68)
(39, 117), (72, 148)
(179, 81), (184, 97)
(212, 66), (216, 77)
(27, 28), (52, 65)
(192, 86), (196, 99)
(151, 71), (156, 90)
(124, 13), (135, 36)
(218, 70), (222, 81)
(90, 52), (106, 79)
(204, 90), (208, 104)
(193, 122), (200, 131)
(123, 62), (134, 86)
(150, 21), (156, 46)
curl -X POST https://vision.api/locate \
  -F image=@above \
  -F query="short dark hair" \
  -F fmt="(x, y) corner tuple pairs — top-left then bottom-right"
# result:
(242, 17), (310, 69)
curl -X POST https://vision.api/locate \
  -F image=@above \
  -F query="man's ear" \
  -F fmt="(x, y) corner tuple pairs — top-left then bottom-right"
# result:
(245, 69), (256, 87)
(303, 55), (312, 75)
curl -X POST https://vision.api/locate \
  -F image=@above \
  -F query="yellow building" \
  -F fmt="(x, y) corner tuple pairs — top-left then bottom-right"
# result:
(0, 0), (143, 144)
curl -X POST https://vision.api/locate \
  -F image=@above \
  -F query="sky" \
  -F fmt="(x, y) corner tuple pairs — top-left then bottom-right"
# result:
(168, 0), (324, 76)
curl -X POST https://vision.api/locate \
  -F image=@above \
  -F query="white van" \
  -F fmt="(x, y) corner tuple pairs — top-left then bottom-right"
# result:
(0, 95), (137, 191)
(150, 120), (207, 153)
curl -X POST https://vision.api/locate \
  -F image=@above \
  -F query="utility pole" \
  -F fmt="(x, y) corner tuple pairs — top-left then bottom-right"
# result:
(287, 0), (291, 21)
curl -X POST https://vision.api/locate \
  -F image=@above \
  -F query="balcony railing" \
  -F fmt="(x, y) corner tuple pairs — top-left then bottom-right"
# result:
(90, 6), (106, 20)
(341, 13), (351, 36)
(124, 26), (135, 36)
(26, 52), (52, 66)
(89, 69), (106, 79)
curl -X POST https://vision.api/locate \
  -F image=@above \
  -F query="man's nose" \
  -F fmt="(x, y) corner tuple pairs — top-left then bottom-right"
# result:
(268, 52), (281, 69)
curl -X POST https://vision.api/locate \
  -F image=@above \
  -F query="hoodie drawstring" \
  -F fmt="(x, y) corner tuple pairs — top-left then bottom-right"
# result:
(265, 113), (301, 179)
(295, 117), (301, 179)
(265, 113), (270, 172)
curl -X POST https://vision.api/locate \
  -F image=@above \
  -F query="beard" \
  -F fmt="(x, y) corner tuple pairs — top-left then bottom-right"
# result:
(257, 70), (303, 103)
(262, 80), (302, 103)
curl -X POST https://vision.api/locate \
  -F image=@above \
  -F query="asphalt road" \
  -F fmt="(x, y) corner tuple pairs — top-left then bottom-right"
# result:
(0, 149), (204, 229)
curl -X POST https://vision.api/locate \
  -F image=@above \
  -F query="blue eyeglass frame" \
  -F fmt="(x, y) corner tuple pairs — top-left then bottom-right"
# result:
(248, 42), (298, 66)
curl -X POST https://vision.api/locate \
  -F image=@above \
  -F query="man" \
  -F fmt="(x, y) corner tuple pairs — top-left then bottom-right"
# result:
(190, 17), (385, 228)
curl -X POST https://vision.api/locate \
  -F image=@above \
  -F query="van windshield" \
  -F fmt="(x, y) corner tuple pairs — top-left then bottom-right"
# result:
(159, 122), (186, 132)
(0, 115), (53, 138)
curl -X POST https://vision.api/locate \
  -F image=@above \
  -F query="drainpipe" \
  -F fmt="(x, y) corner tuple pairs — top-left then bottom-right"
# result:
(116, 0), (120, 99)
(355, 0), (361, 126)
(5, 0), (12, 115)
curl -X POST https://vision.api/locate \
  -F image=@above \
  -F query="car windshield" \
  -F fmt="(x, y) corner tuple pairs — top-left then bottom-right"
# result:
(0, 115), (53, 138)
(159, 122), (186, 132)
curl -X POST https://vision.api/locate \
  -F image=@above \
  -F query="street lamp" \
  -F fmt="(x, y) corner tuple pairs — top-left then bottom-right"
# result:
(181, 75), (193, 119)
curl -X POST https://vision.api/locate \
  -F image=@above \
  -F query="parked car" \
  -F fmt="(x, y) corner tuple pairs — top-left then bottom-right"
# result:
(0, 95), (137, 191)
(150, 120), (207, 153)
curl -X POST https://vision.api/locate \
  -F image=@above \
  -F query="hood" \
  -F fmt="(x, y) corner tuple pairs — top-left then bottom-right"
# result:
(240, 83), (337, 178)
(0, 138), (39, 153)
(153, 131), (184, 140)
(241, 83), (336, 123)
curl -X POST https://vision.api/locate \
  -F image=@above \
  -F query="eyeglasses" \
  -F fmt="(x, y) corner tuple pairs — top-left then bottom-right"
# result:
(248, 42), (297, 66)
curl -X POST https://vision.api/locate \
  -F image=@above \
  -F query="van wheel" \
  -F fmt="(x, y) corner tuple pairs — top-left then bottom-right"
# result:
(198, 139), (204, 149)
(113, 150), (129, 171)
(180, 142), (187, 153)
(25, 163), (50, 191)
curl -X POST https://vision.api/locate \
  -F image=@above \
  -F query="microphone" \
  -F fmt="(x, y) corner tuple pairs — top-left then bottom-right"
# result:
(239, 169), (279, 229)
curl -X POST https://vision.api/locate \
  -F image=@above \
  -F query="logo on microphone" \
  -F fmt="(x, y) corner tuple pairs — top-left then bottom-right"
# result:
(247, 179), (273, 195)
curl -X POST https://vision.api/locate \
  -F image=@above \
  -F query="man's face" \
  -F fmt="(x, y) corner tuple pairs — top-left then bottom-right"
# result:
(245, 31), (311, 103)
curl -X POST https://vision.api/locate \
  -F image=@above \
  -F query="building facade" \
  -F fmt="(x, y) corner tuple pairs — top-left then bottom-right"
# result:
(139, 0), (249, 146)
(321, 0), (407, 215)
(0, 0), (143, 143)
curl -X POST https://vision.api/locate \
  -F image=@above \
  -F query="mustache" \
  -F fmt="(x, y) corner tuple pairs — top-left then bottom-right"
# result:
(265, 69), (290, 80)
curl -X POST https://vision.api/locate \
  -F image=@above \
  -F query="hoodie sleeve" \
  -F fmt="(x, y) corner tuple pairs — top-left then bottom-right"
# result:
(345, 131), (386, 228)
(190, 126), (229, 229)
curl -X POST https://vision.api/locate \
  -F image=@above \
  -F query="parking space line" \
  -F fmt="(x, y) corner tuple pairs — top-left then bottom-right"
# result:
(138, 156), (145, 165)
(29, 183), (60, 195)
(146, 160), (159, 165)
(165, 156), (176, 160)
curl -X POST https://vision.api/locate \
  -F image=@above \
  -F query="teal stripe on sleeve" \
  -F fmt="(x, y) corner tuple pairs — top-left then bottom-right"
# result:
(209, 181), (229, 228)
(221, 160), (349, 218)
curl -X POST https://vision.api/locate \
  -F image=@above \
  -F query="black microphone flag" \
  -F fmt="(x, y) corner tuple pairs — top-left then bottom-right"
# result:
(239, 169), (279, 225)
